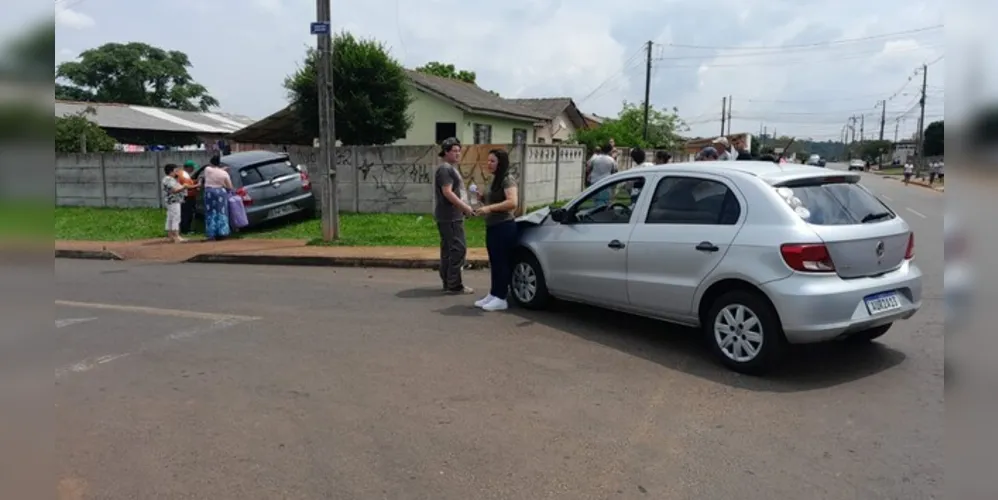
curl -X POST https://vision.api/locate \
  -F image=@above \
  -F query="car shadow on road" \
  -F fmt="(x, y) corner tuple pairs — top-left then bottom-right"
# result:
(506, 301), (906, 393)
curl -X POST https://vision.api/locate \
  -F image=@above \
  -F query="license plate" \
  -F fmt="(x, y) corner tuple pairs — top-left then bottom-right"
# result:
(864, 291), (902, 315)
(267, 204), (297, 219)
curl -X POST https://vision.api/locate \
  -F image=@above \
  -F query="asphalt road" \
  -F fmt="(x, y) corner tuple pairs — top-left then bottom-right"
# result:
(52, 181), (943, 499)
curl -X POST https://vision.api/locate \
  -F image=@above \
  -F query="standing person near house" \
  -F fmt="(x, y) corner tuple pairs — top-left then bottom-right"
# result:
(712, 137), (734, 160)
(472, 149), (519, 311)
(654, 150), (671, 164)
(587, 143), (617, 206)
(628, 148), (654, 204)
(161, 164), (188, 243)
(435, 137), (475, 295)
(178, 160), (199, 235)
(201, 155), (234, 240)
(903, 159), (914, 185)
(732, 136), (753, 160)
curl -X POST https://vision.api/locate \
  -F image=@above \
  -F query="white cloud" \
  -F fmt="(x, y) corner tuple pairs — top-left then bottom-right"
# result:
(55, 5), (95, 29)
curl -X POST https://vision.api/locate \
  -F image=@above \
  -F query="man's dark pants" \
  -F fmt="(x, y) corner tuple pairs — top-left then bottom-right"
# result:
(437, 219), (467, 290)
(180, 197), (196, 234)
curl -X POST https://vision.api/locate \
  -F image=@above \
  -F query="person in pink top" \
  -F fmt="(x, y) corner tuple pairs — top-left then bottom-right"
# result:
(201, 155), (234, 240)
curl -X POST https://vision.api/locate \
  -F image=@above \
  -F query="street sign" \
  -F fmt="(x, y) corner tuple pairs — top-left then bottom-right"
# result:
(310, 22), (330, 35)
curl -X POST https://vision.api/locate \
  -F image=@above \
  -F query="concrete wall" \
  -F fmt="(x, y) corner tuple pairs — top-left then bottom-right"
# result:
(55, 143), (588, 213)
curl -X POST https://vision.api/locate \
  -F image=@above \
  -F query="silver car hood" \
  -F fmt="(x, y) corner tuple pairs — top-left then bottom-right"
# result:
(516, 206), (551, 226)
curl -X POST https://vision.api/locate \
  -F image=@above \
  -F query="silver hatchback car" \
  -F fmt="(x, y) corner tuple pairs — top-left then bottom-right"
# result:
(511, 161), (922, 374)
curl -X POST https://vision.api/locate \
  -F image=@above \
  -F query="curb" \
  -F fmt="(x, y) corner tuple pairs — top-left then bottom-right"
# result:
(54, 249), (123, 260)
(185, 253), (491, 270)
(873, 174), (944, 192)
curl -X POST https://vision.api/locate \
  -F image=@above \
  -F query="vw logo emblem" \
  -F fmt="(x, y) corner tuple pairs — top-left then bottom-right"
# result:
(875, 240), (885, 257)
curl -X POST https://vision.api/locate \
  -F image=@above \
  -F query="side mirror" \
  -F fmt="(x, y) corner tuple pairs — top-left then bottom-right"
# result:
(550, 208), (566, 223)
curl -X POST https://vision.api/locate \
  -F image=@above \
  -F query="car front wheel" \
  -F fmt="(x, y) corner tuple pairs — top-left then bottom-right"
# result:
(704, 290), (787, 375)
(509, 251), (551, 310)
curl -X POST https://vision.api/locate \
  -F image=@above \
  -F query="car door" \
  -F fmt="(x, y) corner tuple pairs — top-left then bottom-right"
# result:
(544, 174), (649, 309)
(626, 173), (746, 321)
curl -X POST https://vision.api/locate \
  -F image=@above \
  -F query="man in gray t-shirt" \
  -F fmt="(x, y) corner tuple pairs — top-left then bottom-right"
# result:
(586, 143), (617, 205)
(434, 138), (475, 294)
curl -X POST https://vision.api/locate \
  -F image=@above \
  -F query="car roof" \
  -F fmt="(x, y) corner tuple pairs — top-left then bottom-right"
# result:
(219, 150), (289, 168)
(631, 161), (861, 185)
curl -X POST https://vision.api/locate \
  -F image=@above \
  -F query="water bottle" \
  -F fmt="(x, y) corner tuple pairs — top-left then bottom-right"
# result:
(468, 183), (479, 207)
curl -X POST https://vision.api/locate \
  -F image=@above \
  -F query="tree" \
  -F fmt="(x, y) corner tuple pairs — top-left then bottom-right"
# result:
(55, 107), (116, 153)
(923, 120), (943, 157)
(56, 42), (218, 111)
(415, 61), (476, 84)
(284, 32), (411, 146)
(857, 139), (893, 162)
(572, 102), (686, 151)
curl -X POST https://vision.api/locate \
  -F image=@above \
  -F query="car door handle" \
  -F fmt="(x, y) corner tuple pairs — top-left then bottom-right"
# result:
(695, 241), (719, 252)
(608, 240), (626, 250)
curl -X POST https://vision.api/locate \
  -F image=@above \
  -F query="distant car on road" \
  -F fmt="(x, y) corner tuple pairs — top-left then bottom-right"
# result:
(848, 159), (866, 171)
(512, 162), (921, 374)
(194, 150), (316, 227)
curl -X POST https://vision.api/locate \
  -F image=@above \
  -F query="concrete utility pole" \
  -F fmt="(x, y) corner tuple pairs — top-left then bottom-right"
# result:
(894, 118), (900, 143)
(642, 40), (652, 140)
(316, 0), (339, 240)
(914, 63), (928, 170)
(859, 114), (865, 142)
(720, 96), (727, 136)
(878, 100), (886, 141)
(726, 95), (733, 135)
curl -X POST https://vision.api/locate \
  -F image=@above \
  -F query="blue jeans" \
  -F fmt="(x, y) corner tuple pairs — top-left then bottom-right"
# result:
(485, 220), (518, 300)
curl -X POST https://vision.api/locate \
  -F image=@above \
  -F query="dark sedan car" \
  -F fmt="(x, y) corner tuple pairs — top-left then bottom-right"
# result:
(194, 150), (316, 227)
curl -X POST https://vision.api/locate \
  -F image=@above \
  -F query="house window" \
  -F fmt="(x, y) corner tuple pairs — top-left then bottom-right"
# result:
(435, 122), (457, 143)
(537, 137), (546, 144)
(512, 128), (528, 145)
(473, 123), (492, 144)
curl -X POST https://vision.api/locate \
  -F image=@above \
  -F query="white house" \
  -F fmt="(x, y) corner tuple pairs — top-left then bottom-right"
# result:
(504, 98), (589, 144)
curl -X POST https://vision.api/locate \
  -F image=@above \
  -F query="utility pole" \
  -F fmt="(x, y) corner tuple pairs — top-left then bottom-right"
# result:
(720, 96), (727, 136)
(878, 100), (886, 141)
(726, 95), (733, 135)
(641, 40), (652, 140)
(859, 114), (865, 142)
(894, 119), (900, 143)
(315, 0), (339, 240)
(914, 63), (928, 171)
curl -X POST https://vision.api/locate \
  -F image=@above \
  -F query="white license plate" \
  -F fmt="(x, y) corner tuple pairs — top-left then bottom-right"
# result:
(267, 204), (297, 219)
(865, 292), (903, 315)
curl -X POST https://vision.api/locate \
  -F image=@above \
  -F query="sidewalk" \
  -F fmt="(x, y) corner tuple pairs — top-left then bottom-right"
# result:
(55, 238), (490, 269)
(872, 173), (945, 192)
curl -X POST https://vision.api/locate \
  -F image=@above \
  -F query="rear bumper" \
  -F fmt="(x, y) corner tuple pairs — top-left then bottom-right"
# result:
(762, 260), (923, 344)
(245, 194), (316, 225)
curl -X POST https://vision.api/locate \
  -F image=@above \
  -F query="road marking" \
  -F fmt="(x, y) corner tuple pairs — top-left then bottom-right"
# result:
(54, 300), (259, 321)
(55, 317), (253, 379)
(906, 207), (927, 219)
(881, 195), (893, 201)
(55, 318), (97, 328)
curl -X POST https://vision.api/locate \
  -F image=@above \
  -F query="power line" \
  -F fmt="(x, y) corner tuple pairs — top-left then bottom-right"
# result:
(576, 46), (645, 105)
(650, 44), (941, 69)
(663, 25), (942, 51)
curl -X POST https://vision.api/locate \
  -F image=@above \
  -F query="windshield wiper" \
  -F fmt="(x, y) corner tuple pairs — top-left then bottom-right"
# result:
(861, 211), (892, 223)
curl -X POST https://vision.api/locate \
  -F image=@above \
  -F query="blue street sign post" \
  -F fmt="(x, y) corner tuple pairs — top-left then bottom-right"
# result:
(310, 22), (330, 35)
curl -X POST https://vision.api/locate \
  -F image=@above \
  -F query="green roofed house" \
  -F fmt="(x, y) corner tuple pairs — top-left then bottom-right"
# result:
(228, 70), (549, 147)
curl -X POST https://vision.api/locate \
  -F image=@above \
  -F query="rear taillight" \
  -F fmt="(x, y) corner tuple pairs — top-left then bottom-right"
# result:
(905, 232), (915, 260)
(780, 243), (835, 272)
(236, 187), (253, 206)
(300, 171), (311, 190)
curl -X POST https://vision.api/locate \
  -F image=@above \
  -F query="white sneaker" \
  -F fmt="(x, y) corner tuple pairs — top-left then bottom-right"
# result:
(482, 297), (509, 311)
(475, 294), (496, 308)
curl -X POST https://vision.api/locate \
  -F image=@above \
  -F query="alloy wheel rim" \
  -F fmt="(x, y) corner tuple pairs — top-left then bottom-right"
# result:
(512, 262), (537, 302)
(714, 304), (764, 363)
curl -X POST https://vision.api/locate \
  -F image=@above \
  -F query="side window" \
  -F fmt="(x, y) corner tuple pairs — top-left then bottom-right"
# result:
(645, 176), (741, 225)
(238, 167), (264, 186)
(570, 177), (646, 224)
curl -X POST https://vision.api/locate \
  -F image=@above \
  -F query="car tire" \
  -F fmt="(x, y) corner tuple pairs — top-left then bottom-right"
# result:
(704, 290), (787, 375)
(845, 323), (892, 343)
(509, 251), (551, 310)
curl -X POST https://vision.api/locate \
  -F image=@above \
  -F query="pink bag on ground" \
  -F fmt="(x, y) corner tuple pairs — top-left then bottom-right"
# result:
(227, 193), (249, 228)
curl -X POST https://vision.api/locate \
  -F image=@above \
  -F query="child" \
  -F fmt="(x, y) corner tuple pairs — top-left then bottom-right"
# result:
(161, 164), (188, 243)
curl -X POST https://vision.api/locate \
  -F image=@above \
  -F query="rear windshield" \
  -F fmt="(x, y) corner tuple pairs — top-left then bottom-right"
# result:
(774, 181), (894, 225)
(235, 160), (297, 187)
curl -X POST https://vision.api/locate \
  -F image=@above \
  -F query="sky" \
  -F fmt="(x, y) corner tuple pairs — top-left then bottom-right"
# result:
(17, 0), (992, 141)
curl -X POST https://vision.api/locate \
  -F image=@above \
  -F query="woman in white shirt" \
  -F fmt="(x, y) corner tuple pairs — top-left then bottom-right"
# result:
(903, 161), (914, 185)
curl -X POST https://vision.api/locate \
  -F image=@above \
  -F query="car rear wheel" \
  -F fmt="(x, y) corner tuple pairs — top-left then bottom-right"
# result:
(510, 252), (550, 310)
(845, 323), (892, 343)
(704, 290), (787, 375)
